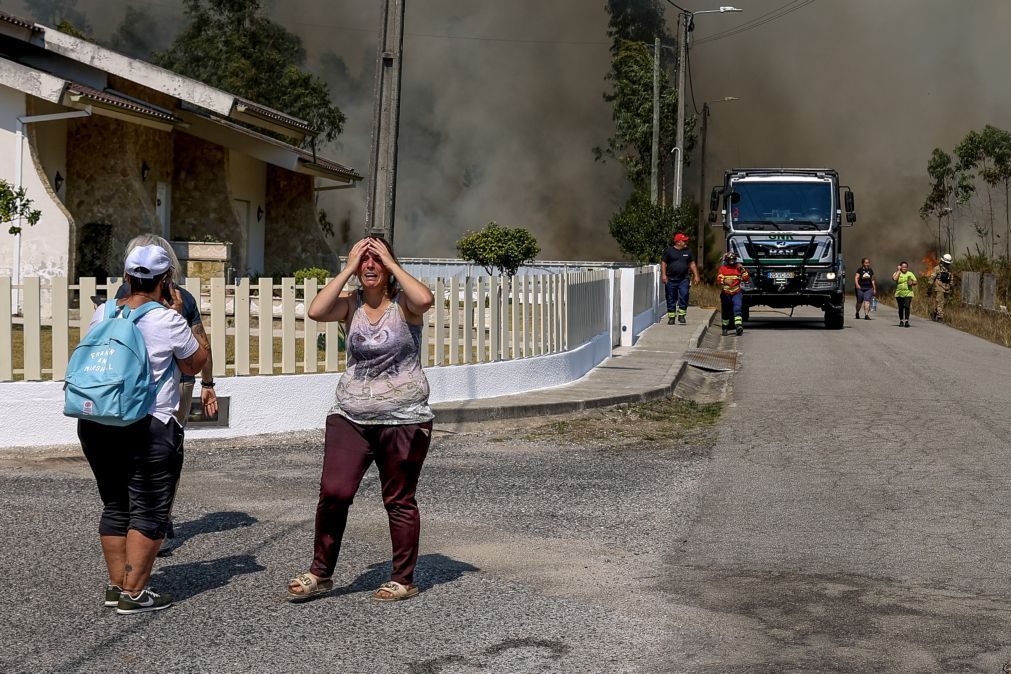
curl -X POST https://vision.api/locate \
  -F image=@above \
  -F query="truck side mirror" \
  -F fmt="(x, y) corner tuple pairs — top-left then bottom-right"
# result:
(708, 211), (717, 223)
(709, 187), (720, 213)
(844, 190), (855, 212)
(846, 212), (857, 223)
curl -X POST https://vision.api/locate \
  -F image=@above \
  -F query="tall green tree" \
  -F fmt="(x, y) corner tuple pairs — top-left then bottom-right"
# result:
(595, 40), (681, 192)
(597, 0), (696, 196)
(157, 0), (345, 144)
(950, 125), (1011, 256)
(981, 125), (1011, 260)
(920, 148), (972, 255)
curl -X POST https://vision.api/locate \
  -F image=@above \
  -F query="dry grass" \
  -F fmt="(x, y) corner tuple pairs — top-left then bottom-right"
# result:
(689, 283), (721, 309)
(510, 397), (723, 449)
(877, 295), (1011, 348)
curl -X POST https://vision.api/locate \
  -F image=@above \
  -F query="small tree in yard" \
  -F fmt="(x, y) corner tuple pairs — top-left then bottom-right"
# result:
(456, 222), (540, 277)
(1, 179), (41, 235)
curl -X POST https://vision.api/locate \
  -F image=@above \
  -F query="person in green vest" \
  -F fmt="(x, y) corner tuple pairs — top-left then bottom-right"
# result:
(891, 261), (918, 327)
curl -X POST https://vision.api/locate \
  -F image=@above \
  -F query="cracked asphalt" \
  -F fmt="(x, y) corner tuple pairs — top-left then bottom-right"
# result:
(2, 307), (1010, 673)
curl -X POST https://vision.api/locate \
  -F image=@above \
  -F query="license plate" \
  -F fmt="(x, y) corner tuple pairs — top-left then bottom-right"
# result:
(768, 271), (795, 279)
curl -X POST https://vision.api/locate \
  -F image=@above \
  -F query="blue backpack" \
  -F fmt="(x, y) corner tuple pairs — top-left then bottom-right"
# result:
(64, 300), (175, 426)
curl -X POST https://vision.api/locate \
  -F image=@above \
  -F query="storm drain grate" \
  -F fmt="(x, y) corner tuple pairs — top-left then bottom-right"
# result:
(684, 348), (738, 372)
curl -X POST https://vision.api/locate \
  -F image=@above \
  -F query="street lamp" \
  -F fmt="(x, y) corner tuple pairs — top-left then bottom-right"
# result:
(697, 96), (740, 264)
(667, 2), (742, 208)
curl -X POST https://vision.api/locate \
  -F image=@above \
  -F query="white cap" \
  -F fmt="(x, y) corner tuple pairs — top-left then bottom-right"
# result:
(124, 244), (172, 279)
(941, 253), (953, 264)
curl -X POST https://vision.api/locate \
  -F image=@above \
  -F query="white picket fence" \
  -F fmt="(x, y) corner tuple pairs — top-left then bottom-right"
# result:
(1, 267), (655, 382)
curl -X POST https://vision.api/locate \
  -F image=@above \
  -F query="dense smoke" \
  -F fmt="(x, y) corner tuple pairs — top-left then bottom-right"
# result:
(5, 0), (1011, 267)
(690, 0), (1011, 271)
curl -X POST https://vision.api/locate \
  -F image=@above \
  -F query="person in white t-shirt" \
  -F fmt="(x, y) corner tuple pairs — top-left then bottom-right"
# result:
(78, 245), (208, 615)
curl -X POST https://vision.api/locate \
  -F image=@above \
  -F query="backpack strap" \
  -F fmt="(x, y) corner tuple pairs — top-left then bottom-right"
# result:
(103, 299), (122, 320)
(113, 300), (180, 395)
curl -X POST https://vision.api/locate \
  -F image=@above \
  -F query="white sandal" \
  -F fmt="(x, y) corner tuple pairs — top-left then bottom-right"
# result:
(373, 581), (418, 602)
(287, 572), (333, 603)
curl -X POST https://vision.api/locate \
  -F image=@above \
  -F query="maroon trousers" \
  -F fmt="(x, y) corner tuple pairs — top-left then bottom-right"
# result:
(311, 414), (432, 585)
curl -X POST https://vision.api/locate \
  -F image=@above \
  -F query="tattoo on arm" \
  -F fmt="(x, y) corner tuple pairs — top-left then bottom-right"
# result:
(192, 323), (213, 375)
(191, 323), (210, 350)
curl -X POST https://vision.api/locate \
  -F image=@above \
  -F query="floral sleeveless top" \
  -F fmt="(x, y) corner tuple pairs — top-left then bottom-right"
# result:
(330, 291), (432, 425)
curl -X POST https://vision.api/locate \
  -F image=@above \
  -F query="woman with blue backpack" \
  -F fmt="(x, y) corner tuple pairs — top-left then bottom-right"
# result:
(68, 244), (208, 614)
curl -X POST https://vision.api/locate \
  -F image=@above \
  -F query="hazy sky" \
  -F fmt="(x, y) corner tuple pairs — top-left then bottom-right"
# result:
(5, 0), (1011, 267)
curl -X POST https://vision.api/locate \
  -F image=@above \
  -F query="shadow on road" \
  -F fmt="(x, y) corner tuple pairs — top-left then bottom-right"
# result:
(742, 310), (840, 331)
(331, 553), (480, 597)
(158, 510), (258, 556)
(152, 554), (266, 601)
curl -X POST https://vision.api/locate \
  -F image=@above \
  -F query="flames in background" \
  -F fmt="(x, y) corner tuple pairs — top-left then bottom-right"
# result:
(921, 252), (939, 276)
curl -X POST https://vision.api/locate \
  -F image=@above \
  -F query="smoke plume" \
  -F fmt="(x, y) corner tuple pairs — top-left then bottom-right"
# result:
(5, 0), (1011, 268)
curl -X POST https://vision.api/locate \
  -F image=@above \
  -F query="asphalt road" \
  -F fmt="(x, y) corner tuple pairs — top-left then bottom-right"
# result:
(0, 421), (712, 673)
(662, 307), (1011, 673)
(2, 306), (1009, 673)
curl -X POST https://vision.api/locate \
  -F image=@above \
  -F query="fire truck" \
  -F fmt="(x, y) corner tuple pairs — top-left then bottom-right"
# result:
(708, 168), (856, 329)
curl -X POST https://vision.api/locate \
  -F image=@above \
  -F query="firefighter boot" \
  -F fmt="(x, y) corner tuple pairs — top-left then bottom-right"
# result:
(735, 325), (744, 336)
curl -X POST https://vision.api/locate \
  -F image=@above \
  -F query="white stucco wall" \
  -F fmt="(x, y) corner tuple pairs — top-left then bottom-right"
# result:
(0, 330), (612, 448)
(0, 85), (71, 289)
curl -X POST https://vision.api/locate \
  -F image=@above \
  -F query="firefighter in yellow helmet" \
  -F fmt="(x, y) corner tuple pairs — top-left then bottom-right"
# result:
(716, 251), (750, 336)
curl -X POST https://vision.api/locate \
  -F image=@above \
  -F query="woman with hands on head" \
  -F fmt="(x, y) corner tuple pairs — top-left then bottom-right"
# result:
(288, 236), (436, 603)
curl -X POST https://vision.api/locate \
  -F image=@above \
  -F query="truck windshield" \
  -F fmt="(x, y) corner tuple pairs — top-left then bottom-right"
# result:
(729, 182), (833, 231)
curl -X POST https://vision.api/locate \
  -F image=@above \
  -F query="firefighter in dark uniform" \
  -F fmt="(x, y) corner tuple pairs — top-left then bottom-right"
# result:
(717, 251), (750, 336)
(927, 253), (954, 322)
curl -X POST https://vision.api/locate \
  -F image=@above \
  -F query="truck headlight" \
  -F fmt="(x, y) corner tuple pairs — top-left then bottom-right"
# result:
(825, 272), (837, 280)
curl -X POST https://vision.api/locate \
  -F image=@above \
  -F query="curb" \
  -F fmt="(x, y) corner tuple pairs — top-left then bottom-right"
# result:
(432, 310), (715, 429)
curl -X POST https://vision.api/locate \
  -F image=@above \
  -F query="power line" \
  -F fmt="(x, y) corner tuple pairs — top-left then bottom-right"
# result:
(694, 0), (819, 46)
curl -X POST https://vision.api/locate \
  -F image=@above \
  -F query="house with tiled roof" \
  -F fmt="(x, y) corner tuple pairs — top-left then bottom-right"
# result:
(0, 10), (360, 288)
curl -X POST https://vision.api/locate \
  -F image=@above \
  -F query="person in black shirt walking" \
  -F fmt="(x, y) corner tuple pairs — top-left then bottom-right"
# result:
(853, 258), (876, 320)
(661, 233), (701, 325)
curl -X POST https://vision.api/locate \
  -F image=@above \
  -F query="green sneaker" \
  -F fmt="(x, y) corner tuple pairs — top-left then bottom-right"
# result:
(104, 584), (123, 608)
(116, 588), (172, 615)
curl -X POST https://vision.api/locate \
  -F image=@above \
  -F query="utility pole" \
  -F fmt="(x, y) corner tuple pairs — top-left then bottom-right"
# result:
(695, 96), (739, 266)
(364, 0), (406, 242)
(673, 12), (688, 207)
(650, 37), (660, 206)
(668, 3), (741, 208)
(697, 101), (709, 264)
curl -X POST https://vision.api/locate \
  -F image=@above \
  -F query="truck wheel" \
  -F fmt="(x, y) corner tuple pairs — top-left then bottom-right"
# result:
(825, 308), (844, 330)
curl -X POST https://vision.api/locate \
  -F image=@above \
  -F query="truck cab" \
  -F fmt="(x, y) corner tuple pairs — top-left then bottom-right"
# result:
(708, 168), (856, 329)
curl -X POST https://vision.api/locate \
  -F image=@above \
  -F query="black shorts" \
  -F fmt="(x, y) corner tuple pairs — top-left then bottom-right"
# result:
(79, 416), (184, 539)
